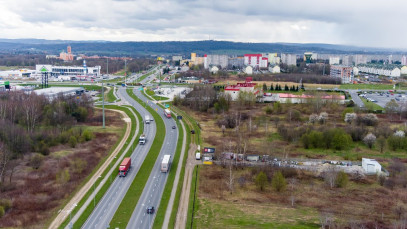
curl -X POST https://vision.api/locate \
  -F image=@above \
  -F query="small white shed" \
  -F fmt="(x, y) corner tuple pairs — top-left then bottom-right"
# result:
(362, 158), (381, 174)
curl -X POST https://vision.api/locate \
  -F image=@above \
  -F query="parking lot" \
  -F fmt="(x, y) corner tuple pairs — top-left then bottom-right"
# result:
(359, 91), (407, 108)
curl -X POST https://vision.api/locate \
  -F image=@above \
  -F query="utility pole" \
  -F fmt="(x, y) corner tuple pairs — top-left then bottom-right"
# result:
(125, 59), (127, 85)
(106, 57), (109, 75)
(102, 79), (105, 129)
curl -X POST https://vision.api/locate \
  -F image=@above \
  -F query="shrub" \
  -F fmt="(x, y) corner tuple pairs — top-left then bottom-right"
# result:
(37, 140), (50, 155)
(56, 168), (70, 185)
(336, 171), (349, 188)
(319, 112), (328, 124)
(255, 171), (268, 191)
(69, 136), (77, 148)
(330, 129), (352, 150)
(82, 129), (94, 142)
(309, 114), (319, 124)
(264, 105), (272, 115)
(272, 171), (286, 192)
(0, 206), (4, 218)
(30, 153), (44, 170)
(344, 113), (357, 124)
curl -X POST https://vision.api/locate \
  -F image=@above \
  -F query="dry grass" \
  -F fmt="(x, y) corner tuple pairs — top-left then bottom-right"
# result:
(0, 110), (124, 228)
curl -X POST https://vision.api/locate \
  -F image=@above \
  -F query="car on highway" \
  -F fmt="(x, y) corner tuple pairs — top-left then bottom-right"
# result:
(147, 206), (155, 214)
(172, 126), (176, 129)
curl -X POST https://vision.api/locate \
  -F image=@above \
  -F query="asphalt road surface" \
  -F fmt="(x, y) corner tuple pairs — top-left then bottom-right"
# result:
(80, 87), (156, 229)
(125, 69), (179, 229)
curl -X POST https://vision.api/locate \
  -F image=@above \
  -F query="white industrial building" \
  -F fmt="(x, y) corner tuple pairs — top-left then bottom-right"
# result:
(34, 87), (84, 100)
(401, 66), (407, 75)
(35, 63), (101, 78)
(0, 69), (36, 79)
(362, 158), (382, 174)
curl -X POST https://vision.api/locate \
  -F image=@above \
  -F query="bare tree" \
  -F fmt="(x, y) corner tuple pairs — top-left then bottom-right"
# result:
(22, 94), (43, 132)
(323, 165), (339, 189)
(363, 133), (376, 149)
(0, 142), (11, 185)
(288, 178), (297, 207)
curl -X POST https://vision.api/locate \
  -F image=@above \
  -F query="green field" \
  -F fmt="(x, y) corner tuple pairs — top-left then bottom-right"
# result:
(360, 98), (384, 111)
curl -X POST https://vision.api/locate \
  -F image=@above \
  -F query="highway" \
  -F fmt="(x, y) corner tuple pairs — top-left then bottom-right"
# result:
(80, 87), (156, 228)
(125, 70), (178, 229)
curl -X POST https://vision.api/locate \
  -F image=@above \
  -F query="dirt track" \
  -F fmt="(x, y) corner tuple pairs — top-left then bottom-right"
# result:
(48, 109), (132, 229)
(174, 143), (198, 229)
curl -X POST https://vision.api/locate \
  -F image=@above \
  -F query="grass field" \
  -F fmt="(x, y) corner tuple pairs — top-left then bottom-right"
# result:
(59, 105), (142, 228)
(193, 198), (320, 229)
(109, 89), (165, 228)
(106, 86), (117, 102)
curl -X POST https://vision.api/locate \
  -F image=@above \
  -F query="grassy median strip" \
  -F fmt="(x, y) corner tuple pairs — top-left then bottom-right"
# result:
(108, 89), (165, 228)
(138, 70), (155, 82)
(106, 86), (117, 102)
(59, 105), (143, 228)
(152, 116), (184, 228)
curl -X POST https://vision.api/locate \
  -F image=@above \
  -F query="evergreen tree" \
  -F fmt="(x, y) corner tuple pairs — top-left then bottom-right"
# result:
(270, 84), (274, 91)
(296, 86), (299, 91)
(284, 84), (289, 91)
(262, 83), (267, 91)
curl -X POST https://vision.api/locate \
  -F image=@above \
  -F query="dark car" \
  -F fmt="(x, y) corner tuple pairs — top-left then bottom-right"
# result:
(172, 126), (176, 129)
(147, 206), (155, 214)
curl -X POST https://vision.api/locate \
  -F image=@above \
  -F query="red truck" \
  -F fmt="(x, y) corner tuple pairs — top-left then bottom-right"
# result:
(119, 157), (131, 177)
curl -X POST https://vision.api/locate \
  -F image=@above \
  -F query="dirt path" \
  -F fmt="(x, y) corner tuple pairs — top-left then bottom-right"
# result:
(174, 143), (198, 229)
(48, 109), (132, 229)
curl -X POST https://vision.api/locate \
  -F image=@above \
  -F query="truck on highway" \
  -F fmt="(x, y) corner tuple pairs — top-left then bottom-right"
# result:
(145, 115), (150, 124)
(119, 157), (131, 177)
(164, 109), (171, 118)
(161, 155), (171, 173)
(139, 134), (146, 145)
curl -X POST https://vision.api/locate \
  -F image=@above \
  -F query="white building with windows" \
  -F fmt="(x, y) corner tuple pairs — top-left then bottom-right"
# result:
(35, 64), (101, 78)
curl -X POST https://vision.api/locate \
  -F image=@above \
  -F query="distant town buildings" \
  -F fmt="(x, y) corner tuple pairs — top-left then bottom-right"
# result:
(342, 55), (353, 66)
(354, 55), (367, 65)
(224, 77), (257, 100)
(281, 54), (297, 66)
(204, 54), (228, 69)
(357, 64), (400, 77)
(172, 56), (183, 62)
(329, 57), (340, 65)
(402, 56), (407, 66)
(243, 54), (268, 69)
(330, 65), (354, 83)
(35, 63), (101, 78)
(59, 46), (74, 61)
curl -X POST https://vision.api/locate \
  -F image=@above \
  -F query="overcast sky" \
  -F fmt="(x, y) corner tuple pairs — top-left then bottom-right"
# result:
(0, 0), (404, 49)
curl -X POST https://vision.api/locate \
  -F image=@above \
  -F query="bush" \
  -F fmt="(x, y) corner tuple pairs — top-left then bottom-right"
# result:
(272, 171), (286, 192)
(56, 168), (70, 185)
(363, 133), (376, 149)
(255, 171), (268, 191)
(264, 105), (272, 115)
(0, 206), (4, 218)
(82, 129), (94, 142)
(30, 153), (44, 170)
(69, 136), (77, 148)
(37, 140), (50, 155)
(336, 171), (349, 188)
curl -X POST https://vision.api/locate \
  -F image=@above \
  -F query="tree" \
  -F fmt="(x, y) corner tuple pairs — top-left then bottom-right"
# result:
(284, 84), (289, 91)
(262, 83), (267, 91)
(272, 171), (286, 192)
(377, 136), (386, 153)
(273, 102), (283, 114)
(385, 99), (399, 118)
(324, 165), (338, 188)
(255, 171), (268, 191)
(363, 133), (376, 149)
(344, 113), (357, 124)
(288, 178), (297, 207)
(318, 112), (328, 124)
(309, 113), (319, 124)
(331, 130), (352, 150)
(270, 84), (274, 91)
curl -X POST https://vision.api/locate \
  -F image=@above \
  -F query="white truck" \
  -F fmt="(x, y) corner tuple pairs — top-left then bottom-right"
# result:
(139, 134), (146, 145)
(195, 152), (201, 160)
(145, 115), (150, 124)
(161, 155), (171, 173)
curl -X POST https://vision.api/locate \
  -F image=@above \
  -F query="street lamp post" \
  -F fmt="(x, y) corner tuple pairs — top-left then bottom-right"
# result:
(69, 203), (77, 229)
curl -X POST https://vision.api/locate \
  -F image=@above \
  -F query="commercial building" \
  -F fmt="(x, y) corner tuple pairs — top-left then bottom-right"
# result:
(224, 77), (257, 100)
(35, 62), (101, 78)
(281, 54), (297, 66)
(172, 56), (183, 62)
(268, 65), (281, 74)
(304, 52), (313, 63)
(330, 65), (354, 83)
(204, 54), (228, 69)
